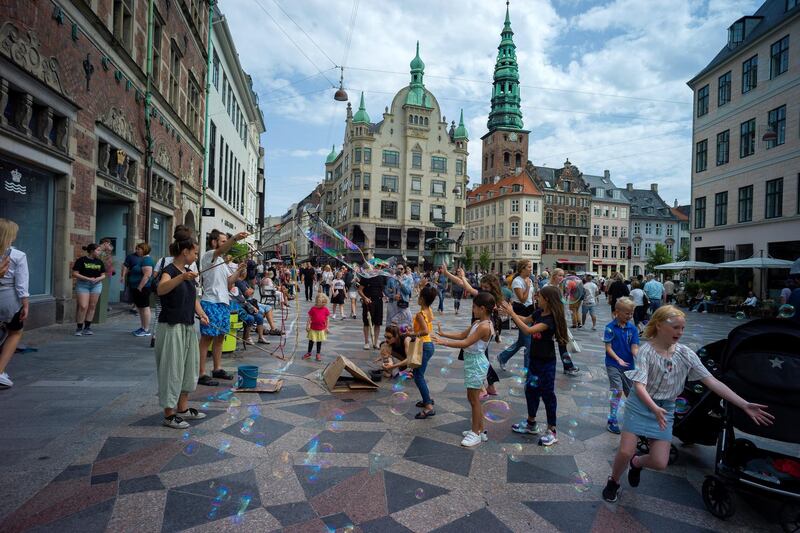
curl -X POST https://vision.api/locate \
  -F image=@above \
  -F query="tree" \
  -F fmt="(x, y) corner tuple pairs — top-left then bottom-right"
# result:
(463, 246), (474, 271)
(478, 248), (492, 272)
(677, 242), (690, 262)
(645, 243), (672, 273)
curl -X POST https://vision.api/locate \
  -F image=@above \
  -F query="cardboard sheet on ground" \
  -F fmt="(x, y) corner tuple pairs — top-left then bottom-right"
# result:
(234, 378), (284, 393)
(323, 355), (378, 392)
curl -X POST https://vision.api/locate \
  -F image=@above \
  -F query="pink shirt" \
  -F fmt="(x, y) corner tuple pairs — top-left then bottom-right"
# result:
(308, 306), (330, 331)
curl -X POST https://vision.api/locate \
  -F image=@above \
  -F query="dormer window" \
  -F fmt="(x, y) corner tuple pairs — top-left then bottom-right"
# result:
(563, 180), (571, 192)
(512, 184), (522, 192)
(729, 20), (745, 47)
(595, 187), (605, 198)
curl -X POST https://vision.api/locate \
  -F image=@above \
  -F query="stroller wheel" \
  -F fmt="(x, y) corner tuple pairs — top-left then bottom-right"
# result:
(668, 444), (679, 465)
(780, 502), (800, 533)
(702, 476), (735, 519)
(636, 436), (650, 454)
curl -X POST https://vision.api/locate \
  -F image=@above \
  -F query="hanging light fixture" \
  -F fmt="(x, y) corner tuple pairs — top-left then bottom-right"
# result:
(334, 66), (348, 101)
(762, 128), (777, 142)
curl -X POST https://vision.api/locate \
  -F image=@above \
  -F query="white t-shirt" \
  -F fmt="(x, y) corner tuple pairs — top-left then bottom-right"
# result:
(200, 250), (230, 305)
(630, 288), (645, 306)
(510, 276), (533, 305)
(583, 281), (599, 305)
(333, 279), (345, 294)
(322, 271), (334, 285)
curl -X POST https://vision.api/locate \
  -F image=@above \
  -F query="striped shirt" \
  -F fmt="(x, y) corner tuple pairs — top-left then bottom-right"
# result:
(625, 342), (711, 400)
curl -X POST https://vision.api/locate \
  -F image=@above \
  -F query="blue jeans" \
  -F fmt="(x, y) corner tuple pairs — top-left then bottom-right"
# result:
(649, 299), (661, 314)
(437, 288), (445, 312)
(498, 328), (531, 369)
(413, 342), (435, 406)
(526, 358), (557, 427)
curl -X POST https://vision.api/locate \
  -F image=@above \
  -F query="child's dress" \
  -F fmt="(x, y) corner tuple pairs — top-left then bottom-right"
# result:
(463, 319), (494, 389)
(307, 306), (330, 342)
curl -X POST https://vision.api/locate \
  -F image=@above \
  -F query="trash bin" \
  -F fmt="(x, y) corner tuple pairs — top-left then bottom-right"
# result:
(94, 277), (110, 324)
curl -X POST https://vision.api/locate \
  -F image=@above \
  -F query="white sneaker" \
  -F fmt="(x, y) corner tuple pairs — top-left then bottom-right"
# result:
(0, 372), (13, 388)
(538, 429), (558, 446)
(461, 431), (483, 447)
(176, 408), (207, 420)
(363, 343), (370, 350)
(332, 314), (337, 320)
(163, 415), (190, 429)
(462, 430), (488, 441)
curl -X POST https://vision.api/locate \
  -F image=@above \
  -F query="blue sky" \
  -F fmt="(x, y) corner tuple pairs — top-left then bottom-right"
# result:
(222, 0), (762, 216)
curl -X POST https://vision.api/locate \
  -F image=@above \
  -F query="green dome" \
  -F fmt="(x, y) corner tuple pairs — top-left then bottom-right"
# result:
(325, 145), (338, 164)
(410, 41), (425, 71)
(454, 109), (468, 140)
(353, 92), (371, 124)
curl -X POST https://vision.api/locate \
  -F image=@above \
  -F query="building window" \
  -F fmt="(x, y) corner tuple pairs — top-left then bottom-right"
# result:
(381, 200), (397, 219)
(354, 148), (361, 163)
(411, 176), (421, 193)
(431, 156), (447, 173)
(611, 245), (617, 259)
(212, 50), (220, 91)
(592, 243), (600, 258)
(353, 171), (361, 188)
(455, 206), (463, 224)
(430, 205), (445, 221)
(544, 234), (553, 250)
(382, 150), (399, 167)
(362, 199), (370, 216)
(633, 244), (640, 257)
(498, 223), (504, 237)
(568, 235), (576, 251)
(593, 224), (600, 237)
(208, 121), (216, 190)
(696, 85), (709, 117)
(611, 225), (618, 237)
(187, 74), (201, 135)
(524, 222), (531, 236)
(770, 35), (790, 78)
(789, 0), (799, 10)
(381, 175), (397, 192)
(511, 199), (519, 213)
(169, 40), (181, 108)
(524, 199), (532, 212)
(556, 234), (565, 250)
(411, 150), (422, 169)
(716, 130), (730, 165)
(740, 118), (755, 158)
(455, 159), (463, 175)
(767, 105), (786, 148)
(557, 212), (565, 225)
(410, 202), (420, 220)
(602, 225), (609, 237)
(363, 173), (370, 190)
(718, 71), (731, 106)
(431, 180), (446, 197)
(363, 148), (372, 163)
(511, 221), (519, 237)
(353, 198), (360, 217)
(152, 15), (164, 87)
(644, 223), (652, 235)
(601, 245), (609, 258)
(112, 0), (134, 51)
(666, 225), (673, 237)
(714, 191), (728, 226)
(694, 196), (706, 229)
(765, 178), (783, 219)
(695, 139), (708, 172)
(742, 55), (758, 93)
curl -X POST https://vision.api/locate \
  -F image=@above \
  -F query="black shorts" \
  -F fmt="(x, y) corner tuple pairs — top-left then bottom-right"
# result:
(362, 298), (383, 327)
(131, 286), (151, 309)
(4, 308), (24, 331)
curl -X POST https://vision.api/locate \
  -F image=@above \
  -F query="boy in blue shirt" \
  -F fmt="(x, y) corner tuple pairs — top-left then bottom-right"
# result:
(603, 297), (639, 434)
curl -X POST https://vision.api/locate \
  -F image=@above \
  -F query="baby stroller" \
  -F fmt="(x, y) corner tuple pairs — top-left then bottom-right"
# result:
(699, 319), (800, 532)
(636, 338), (726, 464)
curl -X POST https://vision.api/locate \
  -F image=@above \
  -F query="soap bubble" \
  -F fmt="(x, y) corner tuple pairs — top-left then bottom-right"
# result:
(509, 385), (524, 397)
(389, 392), (410, 415)
(226, 406), (240, 419)
(229, 395), (242, 407)
(572, 470), (592, 492)
(247, 405), (261, 417)
(443, 356), (454, 366)
(182, 441), (199, 457)
(439, 367), (450, 377)
(240, 417), (256, 435)
(502, 443), (523, 461)
(697, 348), (707, 358)
(778, 304), (796, 319)
(200, 402), (210, 410)
(692, 384), (704, 394)
(327, 408), (345, 432)
(254, 433), (266, 447)
(320, 442), (334, 453)
(567, 419), (579, 428)
(526, 375), (539, 388)
(735, 311), (746, 320)
(675, 397), (690, 415)
(181, 431), (191, 442)
(218, 440), (231, 455)
(483, 399), (511, 423)
(415, 488), (425, 499)
(231, 493), (253, 525)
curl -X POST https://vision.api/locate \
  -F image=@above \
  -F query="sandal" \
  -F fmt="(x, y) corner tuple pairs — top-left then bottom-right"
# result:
(415, 399), (435, 408)
(414, 409), (436, 419)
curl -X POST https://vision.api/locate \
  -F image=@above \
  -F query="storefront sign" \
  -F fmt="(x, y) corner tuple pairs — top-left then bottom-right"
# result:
(100, 178), (136, 200)
(4, 169), (26, 195)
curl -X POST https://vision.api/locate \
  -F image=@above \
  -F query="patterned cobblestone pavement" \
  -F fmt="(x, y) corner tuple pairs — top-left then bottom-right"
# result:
(0, 293), (787, 532)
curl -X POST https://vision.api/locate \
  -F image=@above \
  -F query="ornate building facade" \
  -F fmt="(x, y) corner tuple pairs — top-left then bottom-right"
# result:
(583, 171), (630, 277)
(624, 183), (680, 277)
(320, 44), (469, 266)
(0, 0), (210, 327)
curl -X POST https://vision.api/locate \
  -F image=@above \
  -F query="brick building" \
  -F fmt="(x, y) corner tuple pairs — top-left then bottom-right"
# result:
(0, 0), (210, 327)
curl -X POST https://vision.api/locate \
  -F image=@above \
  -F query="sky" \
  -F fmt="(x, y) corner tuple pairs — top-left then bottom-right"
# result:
(222, 0), (763, 217)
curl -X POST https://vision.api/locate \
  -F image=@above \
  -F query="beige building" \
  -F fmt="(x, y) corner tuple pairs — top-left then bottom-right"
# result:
(320, 44), (469, 266)
(583, 172), (631, 277)
(466, 173), (543, 274)
(688, 0), (800, 294)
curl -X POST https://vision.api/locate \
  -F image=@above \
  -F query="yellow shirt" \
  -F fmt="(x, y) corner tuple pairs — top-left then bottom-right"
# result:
(414, 309), (433, 342)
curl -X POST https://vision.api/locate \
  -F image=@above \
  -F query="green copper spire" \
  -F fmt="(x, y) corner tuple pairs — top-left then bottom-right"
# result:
(406, 41), (429, 107)
(325, 145), (338, 164)
(487, 3), (523, 131)
(454, 109), (468, 140)
(353, 92), (371, 124)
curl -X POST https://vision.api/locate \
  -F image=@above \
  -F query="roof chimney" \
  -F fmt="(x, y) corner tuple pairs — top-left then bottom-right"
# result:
(650, 183), (658, 193)
(604, 170), (610, 179)
(674, 199), (678, 207)
(626, 183), (634, 191)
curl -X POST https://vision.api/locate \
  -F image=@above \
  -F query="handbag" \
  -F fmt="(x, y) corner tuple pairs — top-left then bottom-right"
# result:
(406, 336), (424, 369)
(567, 329), (582, 353)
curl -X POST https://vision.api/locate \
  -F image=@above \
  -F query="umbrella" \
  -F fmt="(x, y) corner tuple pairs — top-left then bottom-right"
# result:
(655, 261), (719, 270)
(267, 258), (284, 263)
(715, 257), (793, 268)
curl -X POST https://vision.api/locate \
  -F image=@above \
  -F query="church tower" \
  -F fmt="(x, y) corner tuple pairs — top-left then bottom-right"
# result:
(481, 2), (530, 184)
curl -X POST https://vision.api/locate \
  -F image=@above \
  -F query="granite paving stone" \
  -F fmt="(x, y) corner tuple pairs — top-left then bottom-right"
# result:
(402, 436), (475, 477)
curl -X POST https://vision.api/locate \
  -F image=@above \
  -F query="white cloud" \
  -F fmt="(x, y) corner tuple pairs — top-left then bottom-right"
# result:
(222, 0), (763, 215)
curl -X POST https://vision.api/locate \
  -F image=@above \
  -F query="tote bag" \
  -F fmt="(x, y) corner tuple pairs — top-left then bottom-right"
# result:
(406, 337), (424, 369)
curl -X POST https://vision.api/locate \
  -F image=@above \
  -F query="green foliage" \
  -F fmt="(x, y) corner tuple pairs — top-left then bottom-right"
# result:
(463, 246), (474, 271)
(645, 243), (673, 273)
(677, 242), (690, 262)
(478, 248), (492, 272)
(229, 242), (249, 262)
(684, 280), (741, 298)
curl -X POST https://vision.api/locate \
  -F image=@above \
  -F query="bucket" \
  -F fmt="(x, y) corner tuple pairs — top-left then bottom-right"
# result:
(237, 365), (259, 389)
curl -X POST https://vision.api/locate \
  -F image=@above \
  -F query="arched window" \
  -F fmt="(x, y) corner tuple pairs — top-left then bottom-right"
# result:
(557, 212), (565, 225)
(490, 153), (495, 167)
(413, 115), (419, 124)
(568, 213), (576, 226)
(503, 152), (510, 165)
(483, 156), (488, 170)
(515, 153), (522, 167)
(424, 117), (428, 126)
(409, 114), (413, 123)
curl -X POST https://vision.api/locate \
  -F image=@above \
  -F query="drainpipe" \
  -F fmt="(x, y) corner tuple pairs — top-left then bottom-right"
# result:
(143, 0), (155, 242)
(198, 1), (217, 252)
